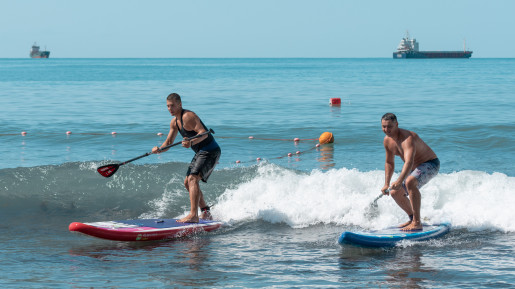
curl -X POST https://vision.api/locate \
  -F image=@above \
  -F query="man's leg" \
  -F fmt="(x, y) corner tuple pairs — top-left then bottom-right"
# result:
(198, 181), (212, 220)
(402, 176), (422, 231)
(178, 174), (202, 223)
(390, 188), (414, 228)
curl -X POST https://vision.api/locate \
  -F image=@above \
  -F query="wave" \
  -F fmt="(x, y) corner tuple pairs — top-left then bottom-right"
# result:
(1, 162), (514, 232)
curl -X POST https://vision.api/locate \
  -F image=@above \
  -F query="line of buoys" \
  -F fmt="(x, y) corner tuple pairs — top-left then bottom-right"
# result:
(234, 132), (334, 164)
(239, 136), (317, 142)
(14, 130), (335, 167)
(12, 132), (319, 143)
(234, 144), (321, 164)
(12, 132), (164, 136)
(14, 132), (333, 141)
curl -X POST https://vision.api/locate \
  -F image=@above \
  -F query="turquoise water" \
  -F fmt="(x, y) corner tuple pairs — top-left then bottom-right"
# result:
(1, 58), (514, 287)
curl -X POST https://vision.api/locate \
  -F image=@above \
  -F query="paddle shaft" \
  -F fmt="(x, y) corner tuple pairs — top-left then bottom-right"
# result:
(119, 128), (214, 166)
(372, 189), (389, 204)
(372, 193), (383, 203)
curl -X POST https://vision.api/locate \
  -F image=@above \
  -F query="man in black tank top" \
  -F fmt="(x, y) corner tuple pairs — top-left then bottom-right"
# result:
(152, 93), (221, 223)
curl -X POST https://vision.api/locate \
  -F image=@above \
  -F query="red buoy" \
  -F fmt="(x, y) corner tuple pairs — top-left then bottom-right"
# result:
(329, 98), (341, 106)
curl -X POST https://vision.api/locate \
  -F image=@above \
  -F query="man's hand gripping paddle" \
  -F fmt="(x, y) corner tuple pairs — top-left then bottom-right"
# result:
(97, 129), (215, 178)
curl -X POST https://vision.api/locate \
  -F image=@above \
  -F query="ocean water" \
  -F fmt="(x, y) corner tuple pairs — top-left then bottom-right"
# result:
(1, 58), (514, 288)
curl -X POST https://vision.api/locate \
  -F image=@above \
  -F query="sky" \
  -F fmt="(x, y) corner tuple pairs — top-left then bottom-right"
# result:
(1, 0), (514, 58)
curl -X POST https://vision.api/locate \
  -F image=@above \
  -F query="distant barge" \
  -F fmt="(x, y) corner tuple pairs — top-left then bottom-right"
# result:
(393, 32), (472, 59)
(30, 43), (50, 58)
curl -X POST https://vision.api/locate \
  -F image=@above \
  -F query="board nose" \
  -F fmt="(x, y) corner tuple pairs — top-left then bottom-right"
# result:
(69, 222), (83, 231)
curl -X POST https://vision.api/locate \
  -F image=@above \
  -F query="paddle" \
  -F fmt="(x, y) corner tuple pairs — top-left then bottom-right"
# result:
(364, 189), (389, 218)
(370, 193), (384, 207)
(97, 128), (215, 178)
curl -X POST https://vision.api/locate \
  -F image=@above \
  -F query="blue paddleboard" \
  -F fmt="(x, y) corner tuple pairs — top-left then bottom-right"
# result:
(338, 223), (450, 247)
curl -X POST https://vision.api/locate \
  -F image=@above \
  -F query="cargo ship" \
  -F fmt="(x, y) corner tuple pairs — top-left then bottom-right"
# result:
(393, 32), (472, 59)
(30, 43), (50, 58)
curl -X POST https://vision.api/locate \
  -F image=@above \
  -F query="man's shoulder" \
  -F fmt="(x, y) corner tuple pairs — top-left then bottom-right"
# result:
(182, 110), (201, 127)
(397, 128), (415, 139)
(383, 136), (395, 147)
(383, 135), (395, 142)
(183, 110), (199, 119)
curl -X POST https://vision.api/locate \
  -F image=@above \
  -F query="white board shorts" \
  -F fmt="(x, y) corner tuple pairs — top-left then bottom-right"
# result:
(402, 158), (440, 195)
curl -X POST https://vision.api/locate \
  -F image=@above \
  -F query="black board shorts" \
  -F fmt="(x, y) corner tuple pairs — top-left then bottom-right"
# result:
(186, 147), (221, 182)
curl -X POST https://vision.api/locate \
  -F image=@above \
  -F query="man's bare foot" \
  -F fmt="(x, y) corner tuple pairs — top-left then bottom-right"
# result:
(200, 210), (212, 220)
(401, 222), (423, 231)
(398, 220), (412, 228)
(177, 214), (199, 223)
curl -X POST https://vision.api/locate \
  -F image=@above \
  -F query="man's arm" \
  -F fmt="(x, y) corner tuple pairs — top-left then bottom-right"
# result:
(182, 112), (208, 148)
(152, 119), (178, 153)
(383, 138), (395, 194)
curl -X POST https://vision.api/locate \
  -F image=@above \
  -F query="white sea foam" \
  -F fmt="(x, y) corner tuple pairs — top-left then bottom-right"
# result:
(211, 163), (515, 232)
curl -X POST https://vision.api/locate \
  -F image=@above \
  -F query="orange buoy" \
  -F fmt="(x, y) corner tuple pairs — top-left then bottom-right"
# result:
(319, 132), (334, 144)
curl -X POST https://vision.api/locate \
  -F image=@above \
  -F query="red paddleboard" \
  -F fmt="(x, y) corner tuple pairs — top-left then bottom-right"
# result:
(69, 218), (223, 241)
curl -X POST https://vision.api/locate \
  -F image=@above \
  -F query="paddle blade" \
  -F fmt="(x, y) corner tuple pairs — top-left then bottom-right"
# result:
(364, 194), (384, 219)
(97, 164), (120, 178)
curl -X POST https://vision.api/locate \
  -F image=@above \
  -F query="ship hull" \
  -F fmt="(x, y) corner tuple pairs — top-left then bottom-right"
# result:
(393, 51), (472, 59)
(30, 51), (50, 58)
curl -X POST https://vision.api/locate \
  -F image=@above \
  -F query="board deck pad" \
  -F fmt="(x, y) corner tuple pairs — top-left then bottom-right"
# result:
(69, 218), (223, 241)
(338, 223), (450, 247)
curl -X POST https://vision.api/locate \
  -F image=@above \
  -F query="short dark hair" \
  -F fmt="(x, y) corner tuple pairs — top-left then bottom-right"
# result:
(381, 113), (397, 122)
(167, 93), (181, 103)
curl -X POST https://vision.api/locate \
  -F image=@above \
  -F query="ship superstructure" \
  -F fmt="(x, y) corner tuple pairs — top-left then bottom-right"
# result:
(30, 43), (50, 58)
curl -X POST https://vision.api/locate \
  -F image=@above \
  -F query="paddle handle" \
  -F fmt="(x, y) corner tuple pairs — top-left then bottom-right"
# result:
(161, 128), (214, 151)
(373, 189), (390, 202)
(121, 128), (214, 166)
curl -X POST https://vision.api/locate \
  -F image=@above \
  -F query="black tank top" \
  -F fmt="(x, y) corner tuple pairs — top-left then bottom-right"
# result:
(176, 109), (216, 152)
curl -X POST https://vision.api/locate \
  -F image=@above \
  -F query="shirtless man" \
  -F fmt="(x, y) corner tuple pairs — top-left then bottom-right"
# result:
(380, 113), (440, 231)
(152, 93), (221, 223)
